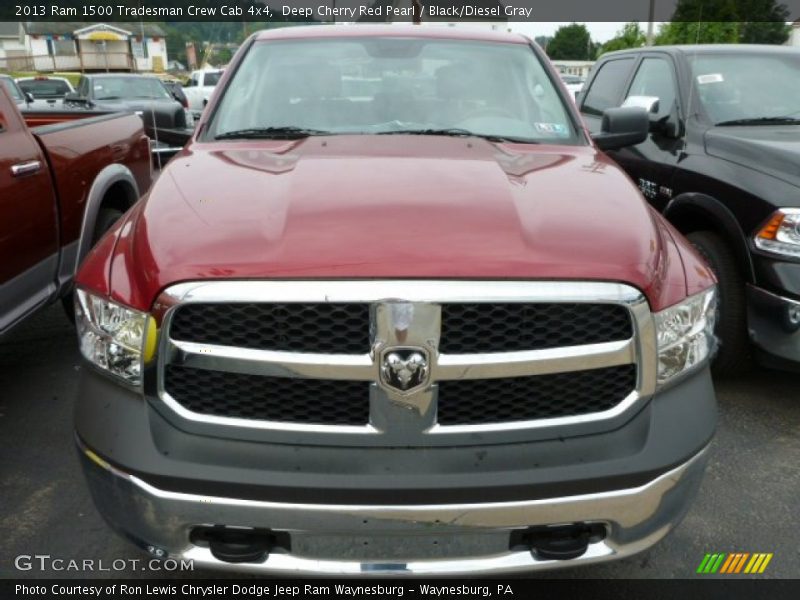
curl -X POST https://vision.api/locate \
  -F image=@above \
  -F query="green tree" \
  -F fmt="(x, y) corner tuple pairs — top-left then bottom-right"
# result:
(656, 0), (790, 45)
(655, 21), (739, 44)
(599, 22), (646, 56)
(534, 35), (553, 51)
(213, 47), (234, 65)
(738, 0), (791, 44)
(546, 23), (595, 60)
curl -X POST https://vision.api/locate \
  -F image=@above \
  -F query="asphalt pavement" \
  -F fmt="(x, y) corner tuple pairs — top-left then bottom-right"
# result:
(1, 304), (798, 579)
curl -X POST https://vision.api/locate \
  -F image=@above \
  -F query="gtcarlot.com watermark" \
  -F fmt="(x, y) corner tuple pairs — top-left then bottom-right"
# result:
(14, 554), (193, 572)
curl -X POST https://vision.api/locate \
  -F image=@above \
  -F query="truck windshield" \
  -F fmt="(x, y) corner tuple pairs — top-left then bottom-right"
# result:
(690, 52), (800, 125)
(204, 71), (223, 86)
(18, 78), (72, 99)
(206, 38), (577, 144)
(92, 77), (171, 101)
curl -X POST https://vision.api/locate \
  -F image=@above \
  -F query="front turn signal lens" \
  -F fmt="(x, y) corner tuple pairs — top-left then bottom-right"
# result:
(754, 209), (800, 258)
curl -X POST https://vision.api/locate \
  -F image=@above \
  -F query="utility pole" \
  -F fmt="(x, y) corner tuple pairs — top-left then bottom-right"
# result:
(646, 0), (656, 46)
(413, 0), (422, 24)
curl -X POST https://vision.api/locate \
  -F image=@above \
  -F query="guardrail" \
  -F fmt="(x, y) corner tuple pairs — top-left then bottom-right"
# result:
(0, 52), (135, 73)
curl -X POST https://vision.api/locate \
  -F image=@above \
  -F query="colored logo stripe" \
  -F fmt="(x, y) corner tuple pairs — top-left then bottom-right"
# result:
(697, 553), (726, 573)
(698, 552), (773, 574)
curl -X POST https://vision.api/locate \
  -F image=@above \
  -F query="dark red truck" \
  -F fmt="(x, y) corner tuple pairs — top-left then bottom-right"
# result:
(0, 85), (150, 335)
(73, 26), (718, 575)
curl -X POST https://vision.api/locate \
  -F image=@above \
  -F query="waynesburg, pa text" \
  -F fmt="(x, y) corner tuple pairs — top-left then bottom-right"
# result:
(15, 583), (515, 597)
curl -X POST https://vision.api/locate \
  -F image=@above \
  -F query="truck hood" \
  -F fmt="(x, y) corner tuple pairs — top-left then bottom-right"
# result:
(110, 136), (692, 310)
(705, 126), (800, 189)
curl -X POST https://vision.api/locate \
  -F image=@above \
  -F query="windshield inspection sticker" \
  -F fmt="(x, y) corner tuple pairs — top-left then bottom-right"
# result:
(534, 122), (568, 136)
(697, 73), (724, 85)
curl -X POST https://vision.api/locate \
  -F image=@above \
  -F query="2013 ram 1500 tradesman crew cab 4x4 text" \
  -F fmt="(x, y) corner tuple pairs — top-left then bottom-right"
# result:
(74, 26), (717, 575)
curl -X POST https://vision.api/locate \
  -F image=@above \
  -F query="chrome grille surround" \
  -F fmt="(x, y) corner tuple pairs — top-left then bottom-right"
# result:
(150, 281), (656, 447)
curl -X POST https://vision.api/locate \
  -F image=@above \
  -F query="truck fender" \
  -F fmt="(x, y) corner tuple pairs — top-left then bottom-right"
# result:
(663, 192), (755, 283)
(74, 163), (140, 275)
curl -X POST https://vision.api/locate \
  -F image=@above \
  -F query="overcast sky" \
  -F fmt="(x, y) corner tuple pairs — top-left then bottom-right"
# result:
(508, 22), (654, 43)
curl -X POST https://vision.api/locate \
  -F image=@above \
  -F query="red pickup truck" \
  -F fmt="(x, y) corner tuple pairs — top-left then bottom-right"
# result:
(74, 26), (718, 575)
(0, 85), (150, 334)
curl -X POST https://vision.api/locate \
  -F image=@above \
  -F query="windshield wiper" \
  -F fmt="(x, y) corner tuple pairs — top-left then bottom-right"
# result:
(377, 128), (539, 144)
(716, 116), (800, 126)
(215, 126), (333, 140)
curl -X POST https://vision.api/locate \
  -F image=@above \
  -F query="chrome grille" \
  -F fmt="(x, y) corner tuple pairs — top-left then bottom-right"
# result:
(154, 281), (655, 446)
(168, 301), (632, 355)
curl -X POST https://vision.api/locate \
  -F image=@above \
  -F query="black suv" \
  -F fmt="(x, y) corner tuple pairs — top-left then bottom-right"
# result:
(579, 45), (800, 374)
(66, 73), (187, 133)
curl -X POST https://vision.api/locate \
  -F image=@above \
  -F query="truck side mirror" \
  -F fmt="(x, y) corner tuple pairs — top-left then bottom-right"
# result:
(24, 92), (35, 103)
(623, 95), (684, 139)
(653, 101), (684, 139)
(591, 106), (649, 151)
(64, 91), (85, 104)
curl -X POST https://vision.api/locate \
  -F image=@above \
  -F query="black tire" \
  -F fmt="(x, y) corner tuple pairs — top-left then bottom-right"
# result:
(92, 208), (124, 241)
(61, 207), (125, 322)
(686, 230), (751, 377)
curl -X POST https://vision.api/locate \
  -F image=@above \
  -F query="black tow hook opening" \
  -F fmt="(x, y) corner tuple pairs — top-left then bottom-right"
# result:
(190, 526), (288, 564)
(510, 523), (606, 561)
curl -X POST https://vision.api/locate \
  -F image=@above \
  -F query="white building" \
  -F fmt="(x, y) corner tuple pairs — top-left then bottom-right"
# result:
(0, 22), (168, 73)
(551, 60), (595, 78)
(787, 20), (800, 46)
(0, 22), (26, 70)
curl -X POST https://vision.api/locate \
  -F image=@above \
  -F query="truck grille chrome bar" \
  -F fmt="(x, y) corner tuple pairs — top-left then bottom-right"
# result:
(151, 281), (656, 447)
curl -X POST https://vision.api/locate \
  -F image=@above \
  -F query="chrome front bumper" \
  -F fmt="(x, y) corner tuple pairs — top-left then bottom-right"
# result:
(79, 439), (709, 576)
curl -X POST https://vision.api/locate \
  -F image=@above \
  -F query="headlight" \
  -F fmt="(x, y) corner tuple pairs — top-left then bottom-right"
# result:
(654, 287), (717, 387)
(75, 289), (156, 386)
(754, 208), (800, 258)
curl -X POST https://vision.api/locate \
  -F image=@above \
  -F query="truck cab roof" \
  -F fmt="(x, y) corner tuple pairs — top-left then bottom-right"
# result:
(601, 44), (800, 59)
(254, 24), (531, 45)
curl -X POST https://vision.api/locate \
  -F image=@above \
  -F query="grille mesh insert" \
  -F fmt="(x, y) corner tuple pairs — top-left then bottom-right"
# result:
(164, 365), (369, 425)
(436, 364), (637, 425)
(439, 303), (632, 353)
(169, 303), (369, 354)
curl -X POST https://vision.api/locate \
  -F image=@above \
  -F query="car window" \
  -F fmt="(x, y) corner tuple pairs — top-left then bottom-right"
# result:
(626, 57), (676, 116)
(18, 79), (72, 99)
(689, 52), (800, 124)
(0, 78), (23, 103)
(582, 58), (635, 116)
(204, 71), (222, 86)
(91, 77), (171, 100)
(207, 38), (580, 145)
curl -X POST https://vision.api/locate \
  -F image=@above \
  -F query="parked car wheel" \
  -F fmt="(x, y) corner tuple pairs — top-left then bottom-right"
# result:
(61, 208), (125, 322)
(686, 230), (751, 376)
